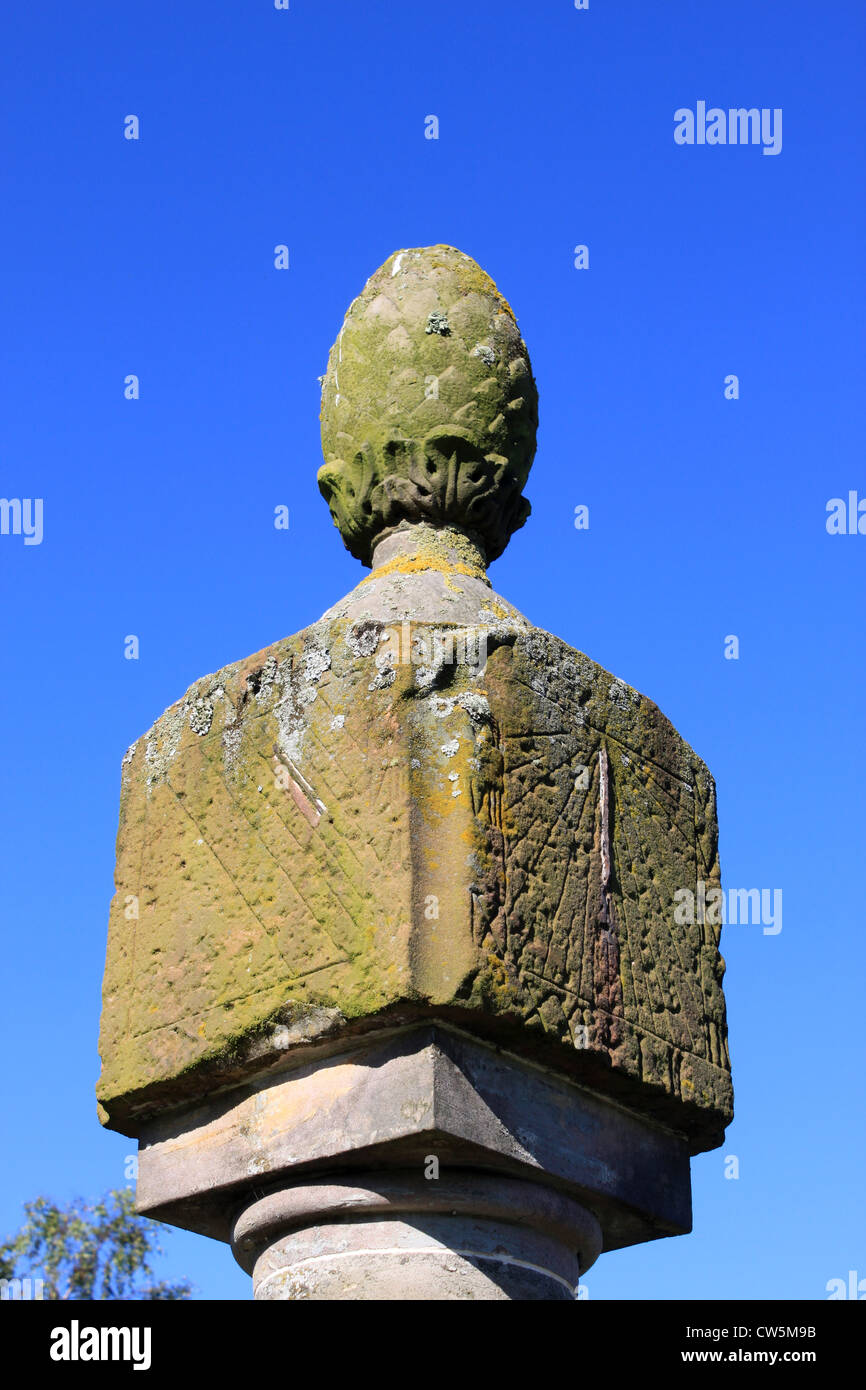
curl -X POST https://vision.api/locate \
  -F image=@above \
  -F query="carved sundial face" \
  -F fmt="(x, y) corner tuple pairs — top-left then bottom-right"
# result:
(318, 245), (538, 565)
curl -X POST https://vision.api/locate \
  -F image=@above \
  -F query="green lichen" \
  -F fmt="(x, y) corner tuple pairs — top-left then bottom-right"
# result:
(318, 245), (538, 565)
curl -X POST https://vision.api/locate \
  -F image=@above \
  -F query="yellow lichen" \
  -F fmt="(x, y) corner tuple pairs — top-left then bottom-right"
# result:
(360, 554), (486, 585)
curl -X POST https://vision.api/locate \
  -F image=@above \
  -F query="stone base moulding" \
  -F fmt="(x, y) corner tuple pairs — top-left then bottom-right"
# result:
(232, 1174), (603, 1301)
(135, 1024), (694, 1300)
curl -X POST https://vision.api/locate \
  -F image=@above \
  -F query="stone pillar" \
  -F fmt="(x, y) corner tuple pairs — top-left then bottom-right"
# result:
(97, 245), (732, 1299)
(232, 1176), (602, 1301)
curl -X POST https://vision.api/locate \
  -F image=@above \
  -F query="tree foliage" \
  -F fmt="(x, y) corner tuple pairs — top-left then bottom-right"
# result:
(0, 1188), (193, 1300)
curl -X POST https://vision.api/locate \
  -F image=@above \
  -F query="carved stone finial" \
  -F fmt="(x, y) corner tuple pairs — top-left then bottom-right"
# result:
(99, 241), (731, 1302)
(318, 245), (538, 566)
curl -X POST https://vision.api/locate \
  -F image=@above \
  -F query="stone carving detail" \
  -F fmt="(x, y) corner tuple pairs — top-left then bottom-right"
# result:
(98, 243), (731, 1160)
(318, 245), (538, 564)
(98, 613), (731, 1148)
(465, 631), (731, 1132)
(318, 432), (532, 568)
(98, 242), (733, 1302)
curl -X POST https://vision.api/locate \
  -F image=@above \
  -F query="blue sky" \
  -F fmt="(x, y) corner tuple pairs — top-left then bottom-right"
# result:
(1, 0), (863, 1299)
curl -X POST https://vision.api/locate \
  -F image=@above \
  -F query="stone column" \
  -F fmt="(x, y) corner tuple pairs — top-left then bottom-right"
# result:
(97, 245), (732, 1299)
(232, 1176), (602, 1301)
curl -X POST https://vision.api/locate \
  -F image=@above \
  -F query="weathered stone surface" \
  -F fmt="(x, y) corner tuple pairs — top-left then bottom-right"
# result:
(318, 245), (538, 565)
(136, 1025), (692, 1255)
(234, 1176), (602, 1301)
(98, 530), (730, 1147)
(98, 240), (731, 1210)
